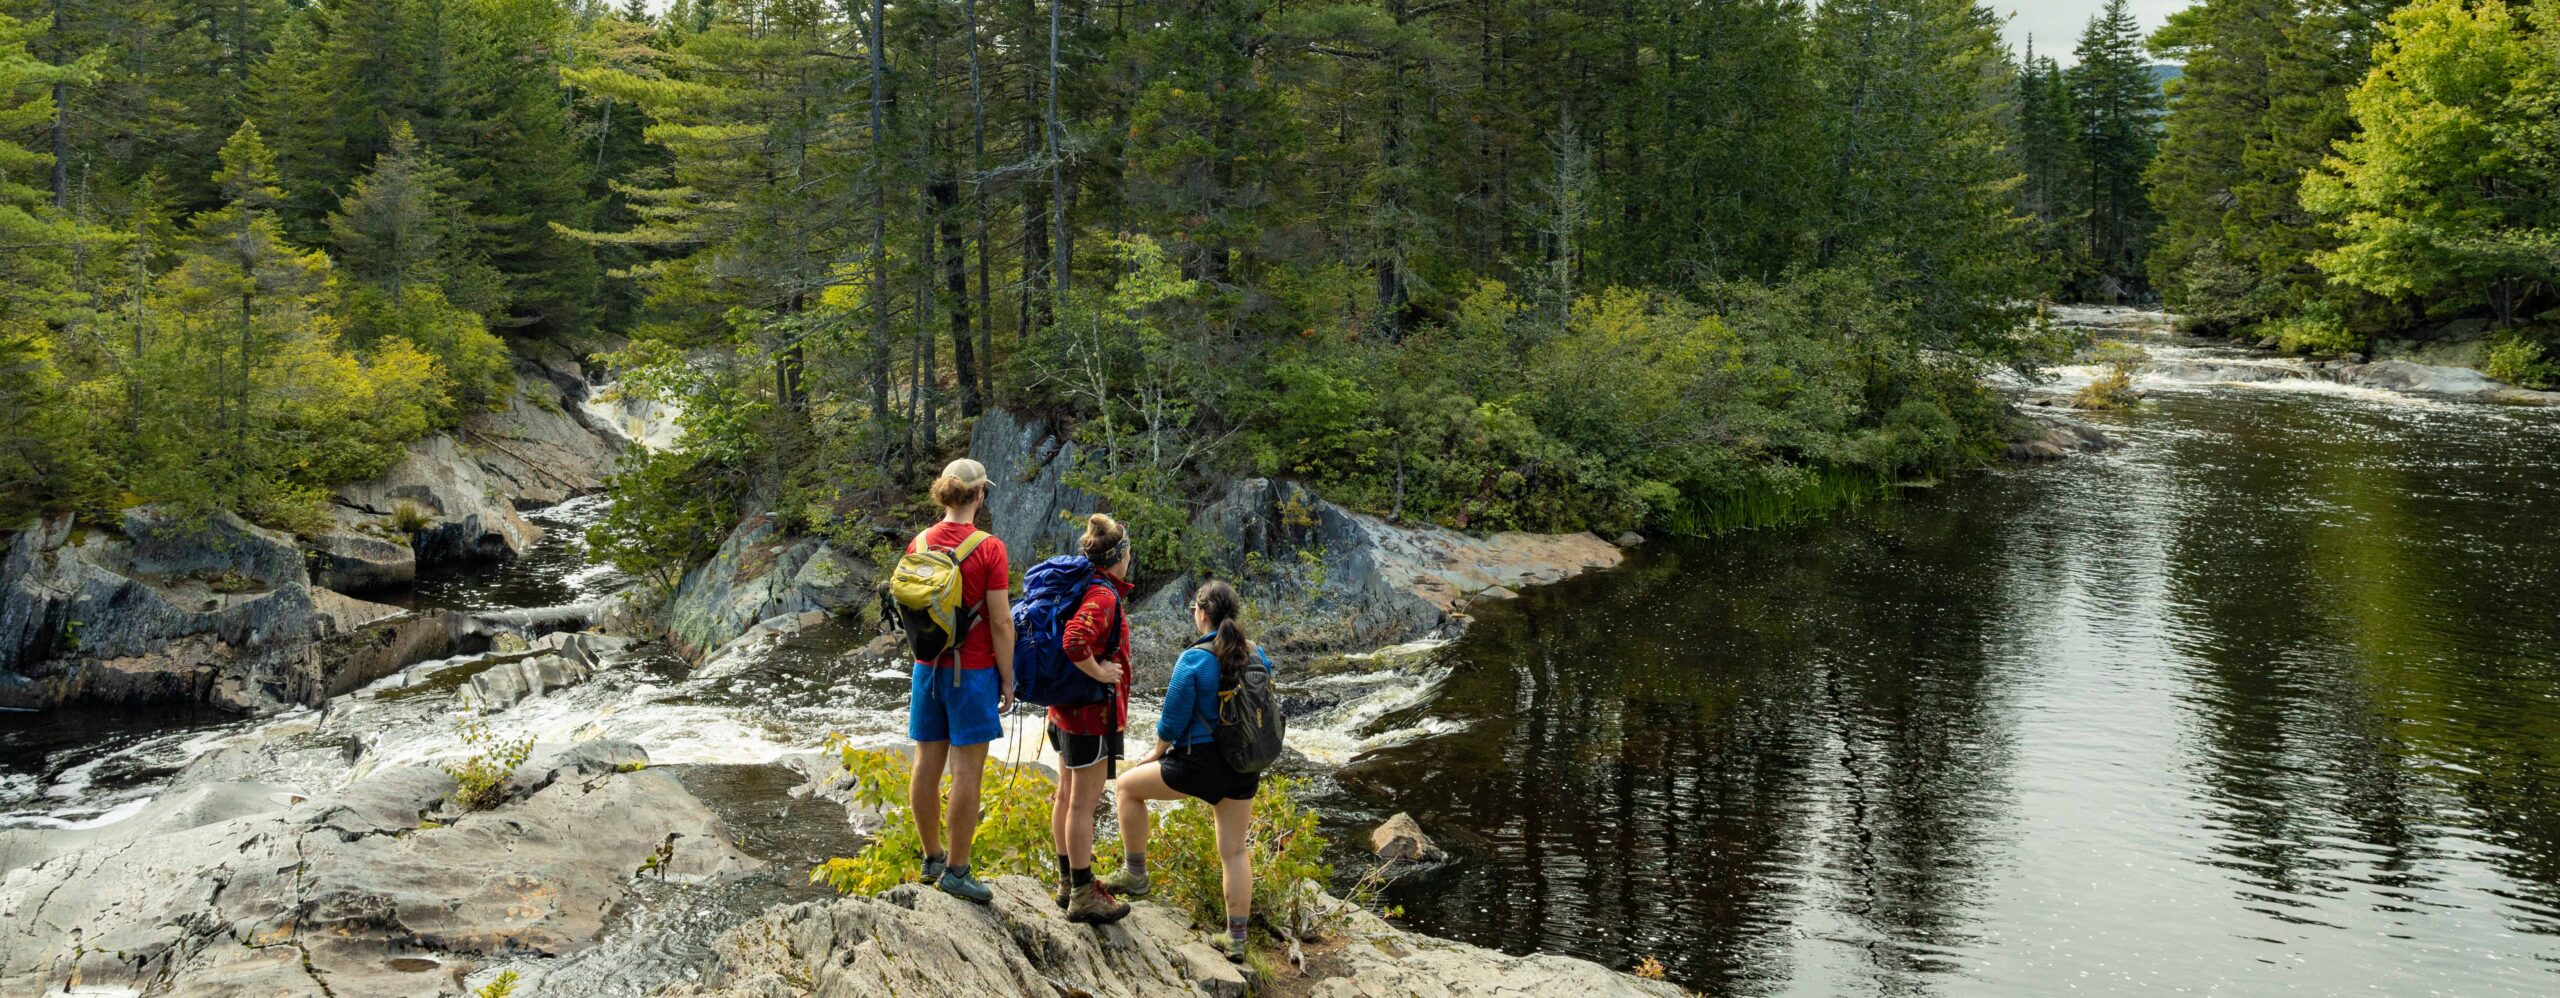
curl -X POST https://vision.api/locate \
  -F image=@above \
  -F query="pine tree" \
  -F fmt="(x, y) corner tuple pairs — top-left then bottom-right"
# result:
(1812, 0), (2041, 358)
(2016, 42), (2080, 279)
(2067, 0), (2163, 301)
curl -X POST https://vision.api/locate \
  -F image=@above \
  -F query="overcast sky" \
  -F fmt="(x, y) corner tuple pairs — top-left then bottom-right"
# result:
(1998, 1), (2190, 65)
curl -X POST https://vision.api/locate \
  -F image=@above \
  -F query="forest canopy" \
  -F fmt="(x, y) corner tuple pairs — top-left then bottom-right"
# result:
(17, 0), (2548, 577)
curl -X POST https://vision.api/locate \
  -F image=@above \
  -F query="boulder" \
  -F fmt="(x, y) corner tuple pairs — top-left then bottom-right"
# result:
(0, 761), (759, 997)
(652, 875), (1683, 998)
(1370, 812), (1448, 864)
(665, 515), (876, 662)
(2004, 410), (2119, 462)
(459, 649), (596, 711)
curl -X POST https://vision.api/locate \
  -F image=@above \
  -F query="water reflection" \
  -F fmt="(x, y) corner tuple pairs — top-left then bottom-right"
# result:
(1341, 387), (2560, 995)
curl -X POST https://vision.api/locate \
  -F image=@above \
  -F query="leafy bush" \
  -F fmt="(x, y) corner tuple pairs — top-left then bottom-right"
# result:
(445, 712), (533, 812)
(474, 970), (520, 998)
(340, 284), (513, 420)
(812, 743), (1061, 895)
(2071, 341), (2149, 410)
(390, 502), (433, 535)
(2486, 333), (2556, 388)
(2263, 301), (2363, 355)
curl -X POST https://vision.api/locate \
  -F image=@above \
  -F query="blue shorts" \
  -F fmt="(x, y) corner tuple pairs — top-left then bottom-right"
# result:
(909, 663), (1003, 746)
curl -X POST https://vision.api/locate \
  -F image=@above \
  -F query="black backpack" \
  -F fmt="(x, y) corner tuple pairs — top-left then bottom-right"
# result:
(1193, 639), (1284, 774)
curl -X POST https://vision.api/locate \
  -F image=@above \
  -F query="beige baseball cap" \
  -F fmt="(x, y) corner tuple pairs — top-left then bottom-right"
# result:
(940, 458), (989, 487)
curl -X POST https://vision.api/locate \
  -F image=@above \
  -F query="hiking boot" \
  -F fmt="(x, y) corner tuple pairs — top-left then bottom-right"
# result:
(1054, 878), (1073, 910)
(920, 855), (947, 883)
(1066, 882), (1132, 925)
(936, 867), (994, 904)
(1222, 934), (1248, 964)
(1097, 866), (1151, 899)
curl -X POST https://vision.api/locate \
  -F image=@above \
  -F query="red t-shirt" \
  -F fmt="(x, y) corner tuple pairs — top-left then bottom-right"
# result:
(1049, 572), (1133, 735)
(908, 521), (1009, 670)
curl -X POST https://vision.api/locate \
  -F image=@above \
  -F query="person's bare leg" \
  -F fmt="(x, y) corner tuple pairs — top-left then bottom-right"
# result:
(1050, 763), (1072, 857)
(910, 740), (950, 860)
(1065, 763), (1107, 868)
(945, 741), (990, 868)
(1113, 760), (1177, 863)
(1212, 798), (1254, 920)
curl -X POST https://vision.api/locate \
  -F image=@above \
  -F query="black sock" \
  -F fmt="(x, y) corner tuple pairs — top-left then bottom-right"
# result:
(1072, 866), (1094, 888)
(1056, 855), (1072, 883)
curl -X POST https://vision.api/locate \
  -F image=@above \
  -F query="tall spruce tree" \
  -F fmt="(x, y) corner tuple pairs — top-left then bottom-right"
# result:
(2068, 0), (2162, 300)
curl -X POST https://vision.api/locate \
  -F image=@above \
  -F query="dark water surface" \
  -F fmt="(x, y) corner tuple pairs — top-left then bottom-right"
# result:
(1338, 384), (2560, 995)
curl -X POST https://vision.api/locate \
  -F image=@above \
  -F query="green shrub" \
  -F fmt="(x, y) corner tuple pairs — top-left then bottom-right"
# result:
(2264, 301), (2363, 355)
(390, 502), (433, 536)
(2071, 341), (2149, 410)
(2486, 334), (2556, 388)
(445, 713), (533, 812)
(811, 743), (1061, 895)
(1116, 772), (1335, 937)
(474, 970), (520, 998)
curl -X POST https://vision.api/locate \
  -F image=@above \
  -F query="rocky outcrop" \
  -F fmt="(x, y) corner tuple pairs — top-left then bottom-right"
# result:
(332, 368), (626, 571)
(1124, 478), (1623, 684)
(654, 875), (1681, 998)
(970, 408), (1100, 562)
(2323, 358), (2503, 396)
(0, 747), (758, 998)
(664, 515), (878, 662)
(0, 509), (451, 711)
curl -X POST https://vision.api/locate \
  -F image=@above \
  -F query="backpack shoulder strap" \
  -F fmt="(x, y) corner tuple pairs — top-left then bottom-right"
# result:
(948, 529), (991, 562)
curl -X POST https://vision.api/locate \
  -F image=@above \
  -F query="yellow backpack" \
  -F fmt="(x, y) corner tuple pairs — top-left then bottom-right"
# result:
(888, 529), (992, 669)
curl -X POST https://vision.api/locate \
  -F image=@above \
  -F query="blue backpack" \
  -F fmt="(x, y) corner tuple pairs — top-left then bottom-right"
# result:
(1010, 556), (1120, 708)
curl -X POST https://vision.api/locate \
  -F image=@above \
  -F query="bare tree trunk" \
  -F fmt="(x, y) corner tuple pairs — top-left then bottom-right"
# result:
(963, 0), (994, 408)
(50, 0), (69, 210)
(866, 0), (893, 440)
(1046, 0), (1070, 303)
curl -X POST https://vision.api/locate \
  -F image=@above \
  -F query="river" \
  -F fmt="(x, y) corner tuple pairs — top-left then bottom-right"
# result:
(1333, 337), (2560, 994)
(5, 332), (2558, 995)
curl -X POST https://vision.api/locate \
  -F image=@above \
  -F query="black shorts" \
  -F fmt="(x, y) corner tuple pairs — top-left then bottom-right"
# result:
(1160, 743), (1261, 803)
(1048, 724), (1124, 775)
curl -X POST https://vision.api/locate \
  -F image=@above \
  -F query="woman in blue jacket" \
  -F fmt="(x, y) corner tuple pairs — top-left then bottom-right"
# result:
(1099, 579), (1270, 963)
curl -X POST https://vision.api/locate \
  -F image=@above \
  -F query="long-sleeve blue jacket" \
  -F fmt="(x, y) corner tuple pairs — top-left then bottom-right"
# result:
(1158, 642), (1274, 747)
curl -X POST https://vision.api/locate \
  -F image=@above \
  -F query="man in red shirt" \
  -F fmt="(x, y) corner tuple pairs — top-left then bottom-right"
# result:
(906, 458), (1013, 904)
(1049, 514), (1134, 923)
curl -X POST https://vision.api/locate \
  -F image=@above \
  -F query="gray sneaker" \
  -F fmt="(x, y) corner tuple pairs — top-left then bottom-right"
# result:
(921, 855), (948, 883)
(1097, 866), (1151, 899)
(936, 866), (994, 904)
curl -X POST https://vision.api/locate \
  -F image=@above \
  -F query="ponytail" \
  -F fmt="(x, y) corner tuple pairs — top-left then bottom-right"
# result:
(1192, 579), (1252, 681)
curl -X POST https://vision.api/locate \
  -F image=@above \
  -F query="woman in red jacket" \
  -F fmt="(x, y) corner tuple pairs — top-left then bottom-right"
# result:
(1050, 513), (1134, 924)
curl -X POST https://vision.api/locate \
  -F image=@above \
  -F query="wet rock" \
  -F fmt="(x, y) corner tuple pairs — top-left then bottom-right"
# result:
(1615, 531), (1645, 547)
(665, 515), (876, 662)
(304, 526), (418, 593)
(1370, 812), (1447, 864)
(459, 650), (594, 711)
(2325, 358), (2502, 396)
(2004, 410), (2119, 462)
(1, 509), (444, 711)
(652, 875), (1681, 998)
(0, 761), (759, 997)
